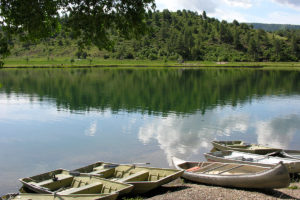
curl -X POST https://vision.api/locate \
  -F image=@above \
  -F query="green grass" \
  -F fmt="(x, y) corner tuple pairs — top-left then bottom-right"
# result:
(122, 197), (143, 200)
(288, 185), (299, 190)
(2, 57), (300, 70)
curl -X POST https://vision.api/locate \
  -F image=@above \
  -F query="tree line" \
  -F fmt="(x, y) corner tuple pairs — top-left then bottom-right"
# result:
(113, 10), (299, 62)
(3, 9), (300, 63)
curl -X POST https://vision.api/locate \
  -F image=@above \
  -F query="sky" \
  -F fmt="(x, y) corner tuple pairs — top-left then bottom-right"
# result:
(156, 0), (300, 25)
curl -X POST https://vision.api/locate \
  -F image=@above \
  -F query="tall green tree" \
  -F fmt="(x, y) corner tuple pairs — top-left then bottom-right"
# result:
(0, 0), (155, 63)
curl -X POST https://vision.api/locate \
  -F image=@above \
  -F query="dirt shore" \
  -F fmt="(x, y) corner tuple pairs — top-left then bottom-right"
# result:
(132, 179), (300, 200)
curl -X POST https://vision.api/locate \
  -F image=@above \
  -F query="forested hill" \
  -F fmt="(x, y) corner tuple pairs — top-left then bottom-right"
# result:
(249, 23), (300, 31)
(9, 10), (300, 62)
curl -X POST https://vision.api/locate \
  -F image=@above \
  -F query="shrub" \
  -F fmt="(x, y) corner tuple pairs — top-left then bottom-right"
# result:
(125, 52), (134, 59)
(148, 53), (158, 60)
(82, 52), (88, 59)
(58, 40), (63, 46)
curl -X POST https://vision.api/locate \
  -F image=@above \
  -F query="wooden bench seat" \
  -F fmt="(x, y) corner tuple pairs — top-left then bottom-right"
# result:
(90, 168), (114, 175)
(93, 166), (105, 171)
(57, 182), (103, 195)
(118, 170), (149, 182)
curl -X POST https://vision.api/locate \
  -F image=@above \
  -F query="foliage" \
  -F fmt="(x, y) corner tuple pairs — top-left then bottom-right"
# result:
(0, 0), (155, 63)
(4, 9), (300, 63)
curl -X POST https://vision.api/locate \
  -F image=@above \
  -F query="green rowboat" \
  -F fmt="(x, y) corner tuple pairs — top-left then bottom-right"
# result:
(212, 141), (300, 159)
(72, 162), (184, 194)
(19, 169), (133, 197)
(1, 193), (118, 200)
(212, 141), (281, 154)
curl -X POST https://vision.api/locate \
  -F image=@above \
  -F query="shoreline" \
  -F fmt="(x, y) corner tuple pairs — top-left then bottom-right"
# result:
(1, 58), (300, 70)
(133, 178), (300, 200)
(1, 64), (300, 70)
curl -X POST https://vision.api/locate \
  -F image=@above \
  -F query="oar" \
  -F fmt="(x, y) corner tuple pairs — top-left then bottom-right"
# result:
(104, 162), (150, 169)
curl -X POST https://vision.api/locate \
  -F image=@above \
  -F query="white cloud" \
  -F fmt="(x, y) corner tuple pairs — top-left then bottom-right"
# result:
(266, 11), (300, 24)
(214, 8), (248, 22)
(222, 0), (254, 8)
(273, 0), (300, 7)
(156, 0), (217, 12)
(256, 115), (300, 149)
(156, 0), (300, 25)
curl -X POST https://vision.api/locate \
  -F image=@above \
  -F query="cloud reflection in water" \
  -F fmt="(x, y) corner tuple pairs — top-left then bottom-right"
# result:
(138, 111), (249, 165)
(256, 114), (300, 149)
(85, 121), (97, 137)
(138, 108), (300, 165)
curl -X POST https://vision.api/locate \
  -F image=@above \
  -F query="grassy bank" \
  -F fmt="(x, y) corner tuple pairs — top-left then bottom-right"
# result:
(2, 57), (300, 69)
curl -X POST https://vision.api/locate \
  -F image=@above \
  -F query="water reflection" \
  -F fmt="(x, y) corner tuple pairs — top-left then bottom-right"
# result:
(1, 68), (300, 114)
(85, 121), (98, 137)
(138, 98), (300, 165)
(138, 110), (250, 165)
(256, 114), (300, 149)
(0, 69), (300, 195)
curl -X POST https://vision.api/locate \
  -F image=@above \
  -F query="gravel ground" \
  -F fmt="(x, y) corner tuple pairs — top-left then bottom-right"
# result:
(127, 179), (300, 200)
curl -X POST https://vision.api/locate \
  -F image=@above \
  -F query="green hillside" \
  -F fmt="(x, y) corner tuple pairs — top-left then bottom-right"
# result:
(6, 10), (300, 63)
(250, 23), (300, 31)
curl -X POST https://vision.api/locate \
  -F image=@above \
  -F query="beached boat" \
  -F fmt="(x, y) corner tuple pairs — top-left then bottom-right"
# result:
(172, 157), (290, 189)
(212, 141), (300, 159)
(19, 169), (133, 197)
(72, 161), (184, 194)
(212, 141), (281, 154)
(280, 150), (300, 160)
(1, 193), (118, 200)
(204, 150), (300, 173)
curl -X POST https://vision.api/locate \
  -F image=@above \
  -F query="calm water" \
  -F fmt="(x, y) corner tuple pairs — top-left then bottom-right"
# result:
(0, 68), (300, 194)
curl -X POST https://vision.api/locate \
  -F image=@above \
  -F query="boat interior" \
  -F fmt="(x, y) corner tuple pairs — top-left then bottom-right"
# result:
(218, 141), (251, 148)
(20, 170), (129, 194)
(215, 141), (276, 150)
(178, 161), (267, 175)
(1, 193), (113, 200)
(74, 162), (178, 182)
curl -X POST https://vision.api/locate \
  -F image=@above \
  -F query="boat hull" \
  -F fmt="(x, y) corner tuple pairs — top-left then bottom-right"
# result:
(212, 141), (300, 160)
(72, 161), (184, 194)
(126, 170), (183, 194)
(19, 169), (133, 197)
(1, 193), (118, 200)
(282, 150), (300, 160)
(212, 141), (280, 155)
(172, 157), (290, 189)
(204, 151), (300, 173)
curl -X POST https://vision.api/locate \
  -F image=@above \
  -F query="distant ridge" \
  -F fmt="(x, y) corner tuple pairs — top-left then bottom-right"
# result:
(248, 23), (300, 31)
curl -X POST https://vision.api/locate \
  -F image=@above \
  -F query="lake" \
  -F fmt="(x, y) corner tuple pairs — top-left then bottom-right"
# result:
(0, 68), (300, 195)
